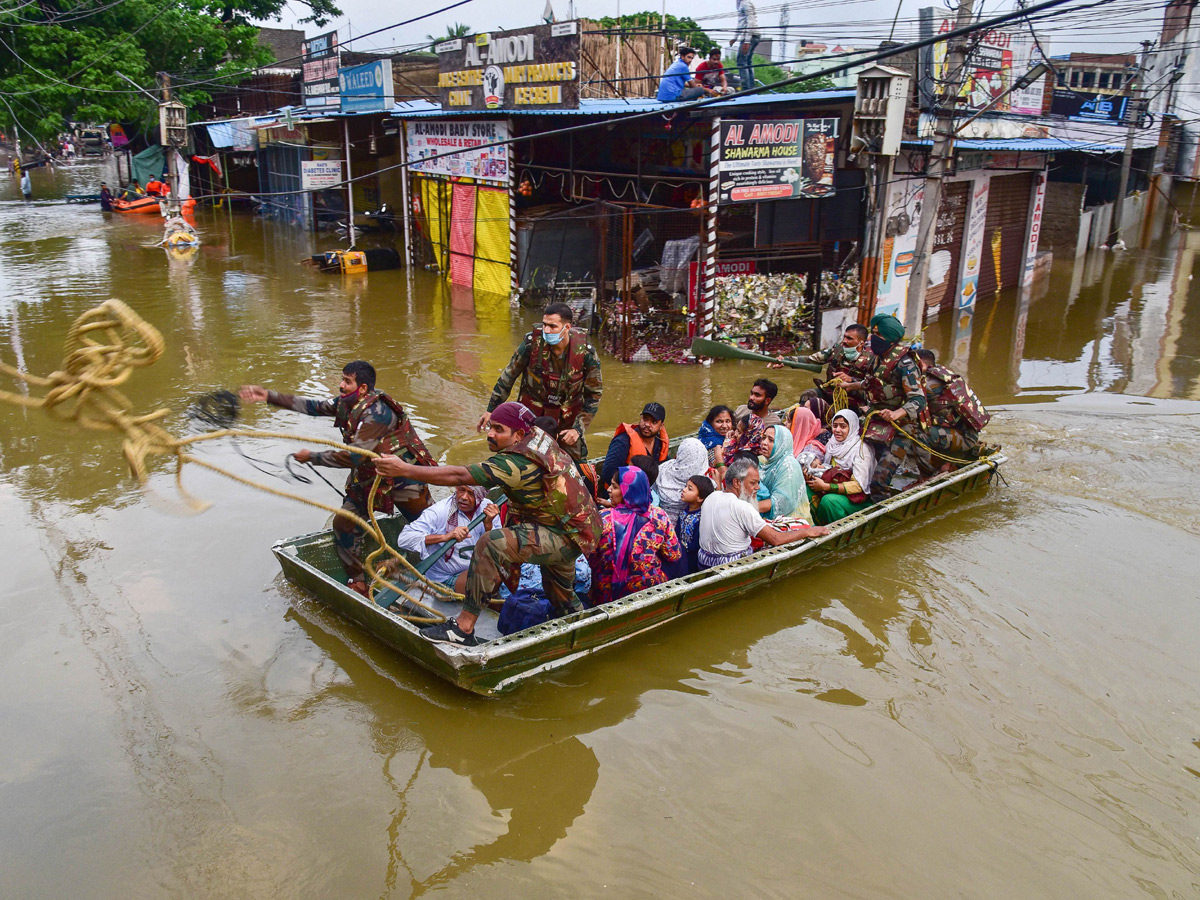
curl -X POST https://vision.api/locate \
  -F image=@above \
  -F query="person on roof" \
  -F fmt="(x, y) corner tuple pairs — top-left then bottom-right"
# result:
(657, 47), (717, 102)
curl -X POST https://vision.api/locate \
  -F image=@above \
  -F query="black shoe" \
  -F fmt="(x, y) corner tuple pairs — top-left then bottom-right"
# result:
(419, 620), (478, 647)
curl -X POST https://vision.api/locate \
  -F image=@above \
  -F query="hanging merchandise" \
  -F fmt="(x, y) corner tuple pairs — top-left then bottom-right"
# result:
(712, 272), (810, 342)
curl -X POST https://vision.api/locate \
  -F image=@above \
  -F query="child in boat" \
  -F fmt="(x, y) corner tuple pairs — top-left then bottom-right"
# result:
(674, 474), (715, 576)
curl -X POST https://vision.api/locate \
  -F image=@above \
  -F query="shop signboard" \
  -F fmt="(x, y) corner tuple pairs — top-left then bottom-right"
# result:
(405, 120), (510, 183)
(303, 30), (340, 109)
(717, 118), (839, 204)
(338, 60), (394, 113)
(1023, 173), (1046, 287)
(435, 22), (580, 111)
(301, 159), (342, 190)
(1049, 90), (1128, 124)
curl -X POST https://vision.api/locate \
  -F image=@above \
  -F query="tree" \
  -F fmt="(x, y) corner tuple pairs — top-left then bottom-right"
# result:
(0, 0), (340, 143)
(595, 12), (715, 53)
(745, 56), (837, 93)
(425, 22), (472, 49)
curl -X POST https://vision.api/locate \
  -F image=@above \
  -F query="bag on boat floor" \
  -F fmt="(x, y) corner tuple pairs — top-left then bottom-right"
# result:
(497, 589), (552, 635)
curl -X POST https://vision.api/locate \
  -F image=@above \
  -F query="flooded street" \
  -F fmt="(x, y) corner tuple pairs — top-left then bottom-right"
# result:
(2, 159), (1200, 899)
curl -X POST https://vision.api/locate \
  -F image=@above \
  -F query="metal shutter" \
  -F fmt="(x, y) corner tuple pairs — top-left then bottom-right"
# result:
(926, 181), (970, 315)
(978, 173), (1033, 300)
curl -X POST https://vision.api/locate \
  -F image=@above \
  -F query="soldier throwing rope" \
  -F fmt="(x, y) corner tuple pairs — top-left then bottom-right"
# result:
(240, 360), (436, 595)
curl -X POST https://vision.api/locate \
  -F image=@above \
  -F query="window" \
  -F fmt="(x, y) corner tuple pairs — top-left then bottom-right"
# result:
(1057, 71), (1066, 86)
(1099, 72), (1110, 89)
(1070, 70), (1080, 87)
(1081, 71), (1096, 88)
(1112, 73), (1123, 89)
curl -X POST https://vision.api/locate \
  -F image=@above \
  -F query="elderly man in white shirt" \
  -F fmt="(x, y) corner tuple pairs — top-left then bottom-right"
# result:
(395, 485), (499, 593)
(698, 457), (828, 569)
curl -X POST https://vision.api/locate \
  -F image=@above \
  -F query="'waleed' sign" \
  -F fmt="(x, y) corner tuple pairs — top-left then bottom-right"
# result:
(435, 22), (580, 111)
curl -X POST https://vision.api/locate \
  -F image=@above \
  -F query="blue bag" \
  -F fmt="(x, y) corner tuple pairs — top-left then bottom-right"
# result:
(496, 588), (553, 635)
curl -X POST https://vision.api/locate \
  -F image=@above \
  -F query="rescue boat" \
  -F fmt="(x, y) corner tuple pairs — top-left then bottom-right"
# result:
(111, 196), (196, 215)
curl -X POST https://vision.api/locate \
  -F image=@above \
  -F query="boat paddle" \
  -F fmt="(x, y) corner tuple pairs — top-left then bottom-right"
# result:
(374, 497), (505, 610)
(689, 338), (823, 372)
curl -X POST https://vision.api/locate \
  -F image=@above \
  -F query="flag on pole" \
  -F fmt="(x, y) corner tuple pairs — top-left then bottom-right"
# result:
(543, 0), (556, 22)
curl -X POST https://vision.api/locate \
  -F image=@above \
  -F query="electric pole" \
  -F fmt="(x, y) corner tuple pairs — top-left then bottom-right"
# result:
(904, 0), (975, 335)
(1108, 40), (1153, 247)
(157, 72), (182, 217)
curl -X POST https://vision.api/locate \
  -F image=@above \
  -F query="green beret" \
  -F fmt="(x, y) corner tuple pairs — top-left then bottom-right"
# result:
(870, 313), (905, 343)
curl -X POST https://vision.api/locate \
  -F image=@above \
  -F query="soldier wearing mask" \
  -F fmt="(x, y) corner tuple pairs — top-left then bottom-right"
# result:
(778, 324), (876, 413)
(836, 314), (927, 500)
(480, 303), (603, 461)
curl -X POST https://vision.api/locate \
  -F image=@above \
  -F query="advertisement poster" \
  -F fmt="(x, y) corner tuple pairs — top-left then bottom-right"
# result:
(921, 8), (1047, 116)
(406, 120), (510, 183)
(1023, 173), (1046, 287)
(874, 180), (923, 321)
(951, 177), (990, 365)
(302, 30), (339, 109)
(717, 118), (838, 204)
(436, 22), (580, 111)
(1049, 90), (1128, 124)
(300, 159), (342, 191)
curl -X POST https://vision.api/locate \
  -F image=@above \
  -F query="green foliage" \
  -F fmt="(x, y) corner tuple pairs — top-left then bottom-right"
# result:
(425, 22), (472, 48)
(729, 55), (837, 93)
(0, 0), (335, 143)
(595, 12), (714, 53)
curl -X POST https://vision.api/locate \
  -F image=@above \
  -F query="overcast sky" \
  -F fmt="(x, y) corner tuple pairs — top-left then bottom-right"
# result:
(268, 0), (1167, 61)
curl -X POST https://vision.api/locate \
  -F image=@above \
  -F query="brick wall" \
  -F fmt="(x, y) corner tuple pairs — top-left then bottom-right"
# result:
(1041, 182), (1086, 253)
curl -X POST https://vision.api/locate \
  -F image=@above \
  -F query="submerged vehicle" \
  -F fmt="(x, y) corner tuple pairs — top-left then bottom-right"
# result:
(273, 441), (1005, 695)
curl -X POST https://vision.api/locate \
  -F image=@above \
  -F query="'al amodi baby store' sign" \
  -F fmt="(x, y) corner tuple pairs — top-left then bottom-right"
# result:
(435, 22), (580, 111)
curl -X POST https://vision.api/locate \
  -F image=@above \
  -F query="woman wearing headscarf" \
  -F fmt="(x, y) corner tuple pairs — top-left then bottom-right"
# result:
(805, 408), (875, 524)
(756, 423), (811, 522)
(788, 405), (827, 471)
(589, 467), (681, 604)
(655, 437), (709, 519)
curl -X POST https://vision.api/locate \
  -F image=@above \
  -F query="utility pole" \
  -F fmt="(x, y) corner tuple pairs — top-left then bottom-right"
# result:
(904, 0), (975, 335)
(157, 72), (183, 217)
(1108, 40), (1153, 247)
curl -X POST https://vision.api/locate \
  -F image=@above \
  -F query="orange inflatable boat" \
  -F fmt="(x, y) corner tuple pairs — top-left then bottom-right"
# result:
(111, 196), (196, 215)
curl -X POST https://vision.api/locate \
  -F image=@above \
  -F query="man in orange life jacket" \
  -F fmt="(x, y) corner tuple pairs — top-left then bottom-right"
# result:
(479, 302), (603, 461)
(601, 402), (669, 489)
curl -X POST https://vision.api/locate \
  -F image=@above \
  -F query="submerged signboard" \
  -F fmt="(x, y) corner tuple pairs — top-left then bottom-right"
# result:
(435, 22), (580, 111)
(717, 118), (839, 204)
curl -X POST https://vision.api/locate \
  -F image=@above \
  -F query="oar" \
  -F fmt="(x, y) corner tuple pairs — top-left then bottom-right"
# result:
(375, 498), (504, 609)
(689, 338), (823, 372)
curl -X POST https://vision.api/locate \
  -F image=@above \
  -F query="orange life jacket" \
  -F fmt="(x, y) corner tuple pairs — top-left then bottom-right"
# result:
(614, 422), (669, 464)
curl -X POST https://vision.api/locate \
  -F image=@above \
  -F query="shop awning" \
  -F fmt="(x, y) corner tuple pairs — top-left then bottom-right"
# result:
(388, 89), (856, 119)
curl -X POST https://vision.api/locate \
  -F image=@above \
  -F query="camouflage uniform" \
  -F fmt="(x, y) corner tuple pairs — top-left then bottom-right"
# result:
(918, 364), (990, 463)
(465, 428), (602, 617)
(487, 328), (603, 460)
(859, 343), (928, 500)
(799, 344), (878, 413)
(267, 389), (435, 581)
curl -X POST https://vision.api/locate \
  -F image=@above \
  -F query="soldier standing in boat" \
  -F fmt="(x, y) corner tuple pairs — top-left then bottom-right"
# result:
(378, 402), (602, 647)
(791, 323), (877, 414)
(479, 302), (603, 461)
(835, 313), (927, 500)
(914, 349), (991, 464)
(239, 361), (436, 594)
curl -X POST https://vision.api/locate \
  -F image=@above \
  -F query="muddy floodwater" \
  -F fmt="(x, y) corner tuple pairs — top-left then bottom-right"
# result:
(2, 160), (1199, 899)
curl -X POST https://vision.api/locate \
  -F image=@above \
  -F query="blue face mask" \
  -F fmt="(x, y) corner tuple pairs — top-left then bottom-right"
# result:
(843, 346), (860, 361)
(543, 328), (565, 345)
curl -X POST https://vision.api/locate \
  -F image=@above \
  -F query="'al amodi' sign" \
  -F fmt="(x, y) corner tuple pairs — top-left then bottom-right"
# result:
(435, 22), (580, 111)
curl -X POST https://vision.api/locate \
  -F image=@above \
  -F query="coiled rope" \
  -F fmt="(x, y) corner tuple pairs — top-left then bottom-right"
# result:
(0, 299), (454, 623)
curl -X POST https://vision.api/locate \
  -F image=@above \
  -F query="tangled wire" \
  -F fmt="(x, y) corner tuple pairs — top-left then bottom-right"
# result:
(0, 300), (455, 623)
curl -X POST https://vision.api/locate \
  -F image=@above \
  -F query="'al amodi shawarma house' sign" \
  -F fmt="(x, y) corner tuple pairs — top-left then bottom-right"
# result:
(435, 22), (581, 111)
